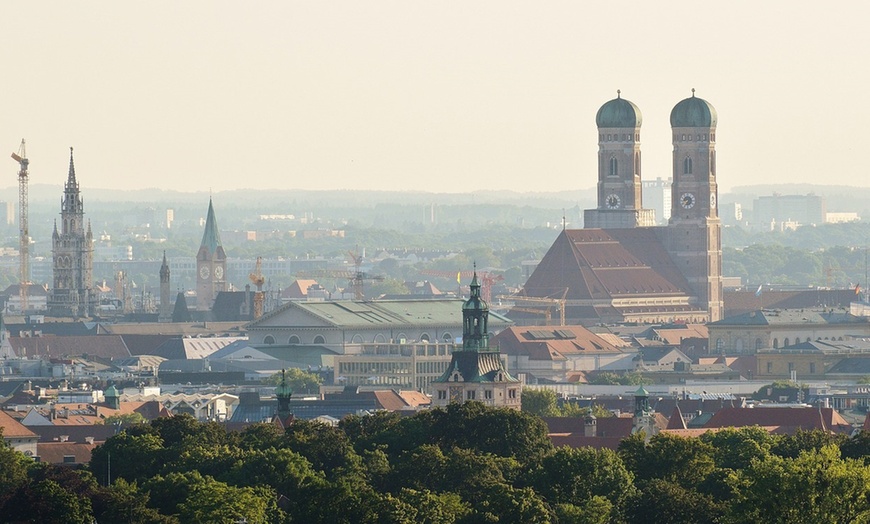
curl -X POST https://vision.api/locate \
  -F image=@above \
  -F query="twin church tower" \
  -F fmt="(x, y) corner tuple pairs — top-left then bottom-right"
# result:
(521, 91), (723, 324)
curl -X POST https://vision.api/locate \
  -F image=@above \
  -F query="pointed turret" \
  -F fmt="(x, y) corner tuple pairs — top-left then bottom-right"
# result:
(200, 198), (223, 256)
(67, 147), (77, 186)
(160, 251), (170, 281)
(461, 264), (489, 351)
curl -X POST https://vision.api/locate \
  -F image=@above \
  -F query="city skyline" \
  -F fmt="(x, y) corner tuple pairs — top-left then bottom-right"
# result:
(1, 1), (867, 194)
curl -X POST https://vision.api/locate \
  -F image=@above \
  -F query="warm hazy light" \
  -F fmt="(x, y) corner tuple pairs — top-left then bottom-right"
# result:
(1, 1), (868, 193)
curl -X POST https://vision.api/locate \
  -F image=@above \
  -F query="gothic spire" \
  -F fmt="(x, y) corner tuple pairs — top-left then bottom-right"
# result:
(199, 198), (223, 255)
(67, 147), (77, 186)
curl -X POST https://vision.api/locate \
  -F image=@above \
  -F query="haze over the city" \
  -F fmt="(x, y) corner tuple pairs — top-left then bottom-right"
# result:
(1, 1), (867, 194)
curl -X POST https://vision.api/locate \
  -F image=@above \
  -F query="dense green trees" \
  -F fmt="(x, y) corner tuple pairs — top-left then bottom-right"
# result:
(8, 409), (870, 522)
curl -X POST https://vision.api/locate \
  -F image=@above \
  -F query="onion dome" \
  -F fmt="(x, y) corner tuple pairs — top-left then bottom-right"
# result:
(670, 89), (717, 128)
(596, 90), (642, 128)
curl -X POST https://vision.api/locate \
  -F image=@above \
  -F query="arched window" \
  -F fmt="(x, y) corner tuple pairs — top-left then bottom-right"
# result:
(735, 338), (745, 352)
(710, 151), (716, 176)
(634, 152), (640, 176)
(609, 157), (618, 177)
(288, 335), (300, 345)
(396, 333), (408, 342)
(313, 335), (326, 345)
(756, 338), (763, 350)
(784, 338), (790, 347)
(351, 334), (364, 343)
(773, 338), (779, 348)
(716, 338), (724, 351)
(374, 334), (387, 343)
(442, 332), (453, 343)
(264, 335), (275, 345)
(420, 333), (430, 342)
(683, 156), (693, 175)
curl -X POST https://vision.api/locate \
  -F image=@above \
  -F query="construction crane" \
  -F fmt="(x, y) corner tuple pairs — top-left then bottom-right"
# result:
(10, 140), (29, 314)
(249, 256), (265, 319)
(419, 269), (504, 303)
(497, 292), (568, 326)
(297, 251), (384, 300)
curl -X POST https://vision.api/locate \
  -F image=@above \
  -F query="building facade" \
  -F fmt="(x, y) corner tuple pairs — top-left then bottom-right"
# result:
(48, 148), (97, 318)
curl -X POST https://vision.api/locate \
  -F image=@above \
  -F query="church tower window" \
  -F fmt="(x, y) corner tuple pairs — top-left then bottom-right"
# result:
(609, 157), (618, 177)
(683, 157), (693, 175)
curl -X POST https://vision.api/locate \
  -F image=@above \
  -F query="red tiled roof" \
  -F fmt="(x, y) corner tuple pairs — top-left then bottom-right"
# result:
(10, 335), (131, 359)
(493, 326), (625, 361)
(523, 229), (694, 301)
(36, 442), (96, 464)
(666, 406), (687, 430)
(0, 409), (37, 438)
(704, 407), (852, 434)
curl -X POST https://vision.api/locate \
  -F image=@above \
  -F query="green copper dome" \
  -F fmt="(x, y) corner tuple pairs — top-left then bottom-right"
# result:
(670, 91), (717, 128)
(596, 93), (642, 128)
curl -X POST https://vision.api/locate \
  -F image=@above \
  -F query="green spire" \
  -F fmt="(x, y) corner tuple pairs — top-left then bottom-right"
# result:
(200, 198), (223, 255)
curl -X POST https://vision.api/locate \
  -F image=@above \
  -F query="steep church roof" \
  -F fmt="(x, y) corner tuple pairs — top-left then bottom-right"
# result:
(200, 198), (223, 255)
(519, 229), (699, 322)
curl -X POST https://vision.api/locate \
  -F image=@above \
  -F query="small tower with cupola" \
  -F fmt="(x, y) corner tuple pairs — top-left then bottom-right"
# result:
(431, 268), (521, 410)
(665, 90), (723, 321)
(585, 91), (655, 229)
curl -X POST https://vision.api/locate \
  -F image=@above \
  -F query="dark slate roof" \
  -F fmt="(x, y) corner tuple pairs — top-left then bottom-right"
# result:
(724, 289), (856, 318)
(212, 291), (253, 322)
(710, 308), (867, 327)
(119, 334), (177, 356)
(827, 358), (870, 375)
(435, 350), (519, 384)
(29, 424), (119, 444)
(637, 346), (686, 363)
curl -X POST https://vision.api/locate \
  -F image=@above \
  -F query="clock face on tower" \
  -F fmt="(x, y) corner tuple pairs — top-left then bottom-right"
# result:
(680, 193), (696, 209)
(214, 266), (224, 280)
(605, 194), (621, 209)
(199, 265), (210, 280)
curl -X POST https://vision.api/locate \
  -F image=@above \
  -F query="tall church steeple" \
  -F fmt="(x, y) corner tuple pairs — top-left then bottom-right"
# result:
(159, 251), (171, 323)
(585, 92), (655, 228)
(49, 147), (96, 318)
(666, 90), (723, 321)
(196, 198), (227, 311)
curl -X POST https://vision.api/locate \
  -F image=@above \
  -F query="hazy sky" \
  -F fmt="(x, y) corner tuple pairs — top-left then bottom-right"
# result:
(1, 1), (868, 194)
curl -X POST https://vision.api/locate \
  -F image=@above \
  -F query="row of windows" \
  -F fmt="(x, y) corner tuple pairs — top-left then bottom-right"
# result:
(600, 133), (640, 142)
(716, 335), (847, 351)
(262, 332), (454, 345)
(676, 133), (715, 142)
(766, 362), (818, 374)
(435, 389), (517, 400)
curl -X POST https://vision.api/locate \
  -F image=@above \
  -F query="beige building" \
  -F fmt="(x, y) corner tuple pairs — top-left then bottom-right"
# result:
(707, 308), (870, 355)
(334, 341), (455, 391)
